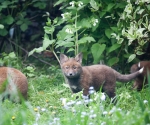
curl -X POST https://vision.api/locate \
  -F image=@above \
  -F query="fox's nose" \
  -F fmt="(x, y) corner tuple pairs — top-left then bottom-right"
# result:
(69, 73), (73, 76)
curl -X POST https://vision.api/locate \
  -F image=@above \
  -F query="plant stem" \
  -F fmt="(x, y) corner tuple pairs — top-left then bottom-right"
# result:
(75, 11), (79, 55)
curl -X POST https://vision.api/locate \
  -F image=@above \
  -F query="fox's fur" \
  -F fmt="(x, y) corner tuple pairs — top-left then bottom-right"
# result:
(0, 67), (28, 102)
(60, 53), (143, 99)
(130, 61), (150, 90)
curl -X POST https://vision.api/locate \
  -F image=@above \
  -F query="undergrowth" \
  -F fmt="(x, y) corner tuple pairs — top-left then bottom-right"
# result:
(0, 53), (150, 125)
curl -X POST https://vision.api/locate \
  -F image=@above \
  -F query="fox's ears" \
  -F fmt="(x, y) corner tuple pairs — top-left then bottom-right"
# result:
(60, 54), (69, 64)
(75, 53), (82, 64)
(60, 53), (83, 64)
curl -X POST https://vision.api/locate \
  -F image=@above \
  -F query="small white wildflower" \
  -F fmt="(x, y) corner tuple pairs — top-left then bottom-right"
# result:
(81, 112), (88, 117)
(93, 23), (96, 26)
(143, 100), (148, 104)
(66, 100), (76, 106)
(41, 108), (46, 112)
(92, 19), (99, 26)
(61, 14), (65, 19)
(70, 1), (75, 7)
(89, 114), (97, 119)
(60, 98), (67, 105)
(78, 1), (83, 7)
(89, 86), (95, 94)
(61, 12), (70, 20)
(82, 95), (89, 100)
(101, 122), (106, 125)
(76, 101), (82, 105)
(95, 19), (98, 23)
(65, 28), (73, 34)
(35, 113), (40, 122)
(100, 93), (106, 101)
(102, 111), (108, 115)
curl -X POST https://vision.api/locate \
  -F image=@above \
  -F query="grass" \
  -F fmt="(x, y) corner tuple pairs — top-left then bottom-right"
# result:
(0, 65), (150, 125)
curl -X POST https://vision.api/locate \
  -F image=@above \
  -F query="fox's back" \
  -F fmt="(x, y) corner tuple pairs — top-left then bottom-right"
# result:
(0, 67), (28, 100)
(82, 65), (116, 90)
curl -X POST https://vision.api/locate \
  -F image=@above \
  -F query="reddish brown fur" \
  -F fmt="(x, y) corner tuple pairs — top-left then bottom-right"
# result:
(0, 67), (28, 102)
(60, 53), (143, 99)
(130, 61), (150, 90)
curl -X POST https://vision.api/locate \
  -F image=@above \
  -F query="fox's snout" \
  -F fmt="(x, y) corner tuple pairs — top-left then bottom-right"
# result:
(65, 70), (76, 78)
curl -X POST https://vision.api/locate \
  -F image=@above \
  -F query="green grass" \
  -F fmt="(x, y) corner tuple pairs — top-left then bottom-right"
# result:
(0, 66), (150, 125)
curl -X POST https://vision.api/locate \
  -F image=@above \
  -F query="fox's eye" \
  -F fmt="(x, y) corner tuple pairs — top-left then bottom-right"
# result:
(73, 66), (77, 69)
(65, 66), (69, 69)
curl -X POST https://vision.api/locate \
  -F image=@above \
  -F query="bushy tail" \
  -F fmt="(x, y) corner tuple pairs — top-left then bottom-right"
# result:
(114, 67), (144, 82)
(130, 62), (141, 73)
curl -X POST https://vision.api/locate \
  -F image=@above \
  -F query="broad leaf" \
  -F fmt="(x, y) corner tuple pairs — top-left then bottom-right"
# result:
(108, 44), (121, 53)
(20, 23), (28, 31)
(90, 0), (99, 11)
(105, 29), (112, 39)
(128, 54), (136, 63)
(78, 36), (95, 44)
(28, 47), (43, 56)
(91, 43), (106, 64)
(108, 57), (119, 66)
(43, 34), (55, 50)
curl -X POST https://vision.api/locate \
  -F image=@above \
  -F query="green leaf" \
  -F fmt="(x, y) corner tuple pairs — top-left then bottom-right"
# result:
(44, 26), (55, 34)
(108, 57), (119, 66)
(0, 24), (4, 29)
(0, 28), (8, 36)
(128, 54), (136, 63)
(28, 47), (43, 56)
(106, 3), (115, 12)
(136, 51), (145, 55)
(20, 23), (28, 31)
(91, 43), (106, 64)
(90, 0), (99, 11)
(56, 41), (74, 48)
(105, 29), (113, 39)
(108, 44), (121, 53)
(5, 15), (14, 25)
(78, 36), (95, 44)
(43, 34), (55, 50)
(33, 2), (46, 9)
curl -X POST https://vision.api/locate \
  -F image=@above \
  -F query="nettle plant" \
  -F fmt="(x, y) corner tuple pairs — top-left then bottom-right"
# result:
(111, 0), (150, 63)
(29, 0), (105, 64)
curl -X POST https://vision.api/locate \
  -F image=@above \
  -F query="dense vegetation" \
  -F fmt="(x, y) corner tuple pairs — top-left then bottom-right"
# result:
(0, 0), (150, 125)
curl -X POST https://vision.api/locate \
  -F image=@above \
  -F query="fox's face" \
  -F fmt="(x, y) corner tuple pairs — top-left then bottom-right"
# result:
(60, 53), (83, 78)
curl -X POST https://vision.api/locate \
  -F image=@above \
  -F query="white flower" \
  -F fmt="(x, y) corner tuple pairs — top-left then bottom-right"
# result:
(65, 28), (73, 34)
(95, 19), (98, 23)
(78, 1), (83, 7)
(102, 111), (108, 115)
(61, 12), (70, 19)
(89, 86), (95, 94)
(61, 14), (65, 19)
(92, 19), (99, 26)
(100, 93), (106, 101)
(143, 100), (148, 104)
(41, 108), (46, 112)
(70, 1), (75, 7)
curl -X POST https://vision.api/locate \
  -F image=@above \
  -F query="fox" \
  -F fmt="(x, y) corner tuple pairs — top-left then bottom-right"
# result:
(130, 61), (150, 90)
(0, 67), (28, 102)
(60, 53), (144, 99)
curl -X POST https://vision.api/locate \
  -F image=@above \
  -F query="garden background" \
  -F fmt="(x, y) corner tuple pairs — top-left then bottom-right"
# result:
(0, 0), (150, 125)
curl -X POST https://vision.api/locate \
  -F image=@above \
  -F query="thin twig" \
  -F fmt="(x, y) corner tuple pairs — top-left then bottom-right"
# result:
(7, 38), (52, 66)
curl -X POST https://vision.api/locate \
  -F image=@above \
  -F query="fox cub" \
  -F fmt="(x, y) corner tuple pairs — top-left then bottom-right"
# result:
(130, 61), (150, 90)
(0, 67), (28, 102)
(60, 53), (143, 99)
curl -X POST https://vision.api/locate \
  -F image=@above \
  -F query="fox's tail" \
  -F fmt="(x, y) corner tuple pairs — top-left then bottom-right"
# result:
(114, 66), (143, 82)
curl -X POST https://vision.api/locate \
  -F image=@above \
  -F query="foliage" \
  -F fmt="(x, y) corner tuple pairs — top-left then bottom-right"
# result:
(112, 0), (150, 63)
(0, 0), (47, 36)
(29, 0), (128, 66)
